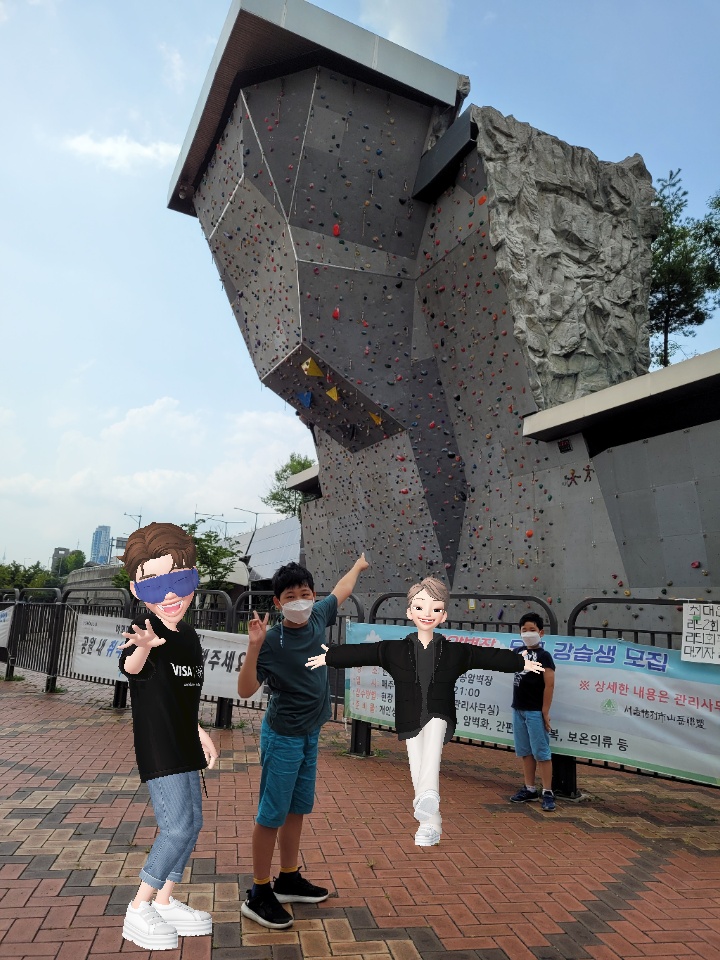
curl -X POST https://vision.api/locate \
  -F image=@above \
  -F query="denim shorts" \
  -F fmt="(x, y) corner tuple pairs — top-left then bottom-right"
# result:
(256, 716), (320, 828)
(512, 708), (551, 762)
(140, 770), (203, 888)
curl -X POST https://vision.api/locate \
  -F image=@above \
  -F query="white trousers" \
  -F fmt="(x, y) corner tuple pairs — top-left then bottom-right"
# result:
(405, 717), (447, 829)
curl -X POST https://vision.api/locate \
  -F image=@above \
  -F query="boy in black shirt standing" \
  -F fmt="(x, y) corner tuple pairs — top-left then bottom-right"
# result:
(509, 613), (557, 811)
(118, 522), (218, 951)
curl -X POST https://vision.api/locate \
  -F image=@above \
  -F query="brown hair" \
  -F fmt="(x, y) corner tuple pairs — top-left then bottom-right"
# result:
(407, 577), (449, 607)
(119, 522), (196, 581)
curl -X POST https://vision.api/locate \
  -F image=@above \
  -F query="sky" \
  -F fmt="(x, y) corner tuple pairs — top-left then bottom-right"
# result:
(1, 0), (718, 567)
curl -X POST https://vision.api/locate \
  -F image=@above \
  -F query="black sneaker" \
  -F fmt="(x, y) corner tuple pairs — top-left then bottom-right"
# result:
(241, 887), (293, 929)
(510, 787), (539, 803)
(273, 870), (329, 904)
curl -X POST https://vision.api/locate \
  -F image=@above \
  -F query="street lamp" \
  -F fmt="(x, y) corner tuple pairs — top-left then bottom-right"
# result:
(124, 512), (142, 529)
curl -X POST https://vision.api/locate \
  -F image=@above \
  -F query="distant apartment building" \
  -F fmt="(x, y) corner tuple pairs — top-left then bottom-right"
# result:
(51, 547), (70, 574)
(90, 525), (111, 564)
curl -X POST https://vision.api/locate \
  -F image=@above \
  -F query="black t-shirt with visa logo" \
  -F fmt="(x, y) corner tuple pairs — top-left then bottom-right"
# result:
(119, 613), (207, 782)
(511, 645), (555, 711)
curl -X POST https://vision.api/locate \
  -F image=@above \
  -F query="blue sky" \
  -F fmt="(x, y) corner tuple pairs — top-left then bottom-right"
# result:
(1, 0), (718, 566)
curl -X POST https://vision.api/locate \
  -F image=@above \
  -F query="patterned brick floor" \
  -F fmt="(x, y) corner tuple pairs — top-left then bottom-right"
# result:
(1, 671), (720, 960)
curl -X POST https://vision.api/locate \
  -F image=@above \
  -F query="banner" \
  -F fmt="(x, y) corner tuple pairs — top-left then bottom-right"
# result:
(0, 607), (12, 649)
(344, 623), (720, 786)
(71, 615), (265, 703)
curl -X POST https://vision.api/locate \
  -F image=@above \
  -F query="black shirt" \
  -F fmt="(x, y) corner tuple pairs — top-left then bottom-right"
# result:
(511, 645), (555, 711)
(326, 632), (524, 738)
(119, 614), (207, 782)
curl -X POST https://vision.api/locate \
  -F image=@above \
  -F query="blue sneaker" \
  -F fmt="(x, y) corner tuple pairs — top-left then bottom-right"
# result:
(541, 790), (556, 811)
(510, 787), (538, 803)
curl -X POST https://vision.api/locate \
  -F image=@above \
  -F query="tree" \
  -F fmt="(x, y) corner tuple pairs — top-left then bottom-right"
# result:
(111, 523), (245, 593)
(180, 521), (244, 591)
(0, 561), (58, 592)
(649, 170), (720, 367)
(58, 550), (85, 577)
(261, 452), (316, 518)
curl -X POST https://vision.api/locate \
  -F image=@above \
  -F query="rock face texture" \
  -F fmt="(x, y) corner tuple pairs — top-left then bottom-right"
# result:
(190, 63), (662, 618)
(473, 106), (660, 409)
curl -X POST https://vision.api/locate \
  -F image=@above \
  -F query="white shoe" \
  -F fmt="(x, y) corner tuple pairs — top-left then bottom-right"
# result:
(122, 901), (178, 951)
(413, 789), (440, 822)
(414, 823), (441, 846)
(153, 896), (213, 936)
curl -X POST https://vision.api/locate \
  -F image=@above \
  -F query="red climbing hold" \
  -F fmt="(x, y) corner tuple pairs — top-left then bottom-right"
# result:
(332, 307), (340, 320)
(332, 224), (341, 237)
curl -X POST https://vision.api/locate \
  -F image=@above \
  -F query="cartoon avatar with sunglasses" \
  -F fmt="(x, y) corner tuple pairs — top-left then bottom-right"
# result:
(117, 522), (218, 951)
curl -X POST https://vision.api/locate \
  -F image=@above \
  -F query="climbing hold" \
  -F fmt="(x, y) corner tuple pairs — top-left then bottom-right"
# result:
(301, 358), (324, 377)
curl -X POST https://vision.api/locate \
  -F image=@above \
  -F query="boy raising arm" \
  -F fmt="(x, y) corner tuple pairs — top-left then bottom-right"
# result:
(238, 554), (368, 929)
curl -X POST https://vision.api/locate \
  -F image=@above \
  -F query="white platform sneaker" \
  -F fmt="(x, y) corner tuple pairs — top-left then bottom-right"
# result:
(122, 901), (178, 951)
(153, 896), (213, 936)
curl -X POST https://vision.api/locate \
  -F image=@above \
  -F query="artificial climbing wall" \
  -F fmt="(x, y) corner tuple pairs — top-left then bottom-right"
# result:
(194, 64), (663, 629)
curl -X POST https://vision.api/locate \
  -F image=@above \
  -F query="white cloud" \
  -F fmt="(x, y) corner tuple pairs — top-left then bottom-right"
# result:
(0, 399), (316, 561)
(61, 133), (180, 172)
(0, 2), (10, 23)
(359, 0), (451, 59)
(159, 42), (186, 93)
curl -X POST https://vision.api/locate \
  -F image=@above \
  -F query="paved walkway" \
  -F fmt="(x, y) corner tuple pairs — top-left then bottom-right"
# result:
(1, 671), (720, 960)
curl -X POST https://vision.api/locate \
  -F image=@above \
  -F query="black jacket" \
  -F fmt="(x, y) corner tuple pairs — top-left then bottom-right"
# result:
(326, 632), (524, 738)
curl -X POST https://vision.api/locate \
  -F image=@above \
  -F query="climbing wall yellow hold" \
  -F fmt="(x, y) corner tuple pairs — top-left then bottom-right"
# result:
(301, 358), (324, 377)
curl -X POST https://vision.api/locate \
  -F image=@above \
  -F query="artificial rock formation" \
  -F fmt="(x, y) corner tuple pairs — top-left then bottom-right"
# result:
(474, 106), (660, 409)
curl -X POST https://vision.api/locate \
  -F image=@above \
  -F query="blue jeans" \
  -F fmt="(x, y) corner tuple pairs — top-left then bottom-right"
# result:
(512, 709), (551, 762)
(256, 716), (320, 828)
(140, 771), (203, 888)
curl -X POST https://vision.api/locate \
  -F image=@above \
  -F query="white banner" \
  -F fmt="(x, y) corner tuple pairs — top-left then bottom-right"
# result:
(344, 623), (720, 786)
(0, 607), (13, 649)
(71, 614), (265, 703)
(682, 601), (720, 663)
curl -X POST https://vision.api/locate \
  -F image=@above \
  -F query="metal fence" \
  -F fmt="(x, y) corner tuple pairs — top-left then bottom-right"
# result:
(0, 588), (704, 791)
(0, 587), (363, 722)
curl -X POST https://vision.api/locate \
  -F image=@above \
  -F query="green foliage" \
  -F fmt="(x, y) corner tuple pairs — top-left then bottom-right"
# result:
(180, 521), (245, 591)
(58, 550), (85, 576)
(0, 561), (59, 591)
(650, 170), (720, 367)
(112, 567), (131, 590)
(260, 452), (316, 519)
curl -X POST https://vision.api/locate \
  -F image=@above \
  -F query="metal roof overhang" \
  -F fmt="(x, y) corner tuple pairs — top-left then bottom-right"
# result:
(168, 0), (465, 216)
(522, 349), (720, 457)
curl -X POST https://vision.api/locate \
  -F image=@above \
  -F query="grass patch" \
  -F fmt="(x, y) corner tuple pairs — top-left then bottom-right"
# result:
(233, 720), (247, 730)
(2, 674), (25, 682)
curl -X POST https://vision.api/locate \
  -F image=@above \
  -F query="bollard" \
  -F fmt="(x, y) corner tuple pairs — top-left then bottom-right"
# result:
(349, 718), (372, 756)
(113, 680), (128, 709)
(214, 697), (234, 729)
(552, 753), (580, 799)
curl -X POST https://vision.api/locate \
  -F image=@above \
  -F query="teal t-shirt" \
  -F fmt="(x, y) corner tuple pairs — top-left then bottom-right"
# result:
(256, 594), (338, 736)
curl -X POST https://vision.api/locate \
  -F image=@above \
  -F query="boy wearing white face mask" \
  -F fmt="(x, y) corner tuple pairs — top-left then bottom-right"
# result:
(509, 613), (557, 811)
(237, 556), (368, 929)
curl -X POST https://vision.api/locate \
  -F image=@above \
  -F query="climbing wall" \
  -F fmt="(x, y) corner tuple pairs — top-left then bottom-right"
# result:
(193, 65), (667, 628)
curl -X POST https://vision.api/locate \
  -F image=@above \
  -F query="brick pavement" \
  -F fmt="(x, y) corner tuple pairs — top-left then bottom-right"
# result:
(1, 671), (720, 960)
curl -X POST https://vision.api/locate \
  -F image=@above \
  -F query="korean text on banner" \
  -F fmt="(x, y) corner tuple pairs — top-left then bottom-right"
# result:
(71, 614), (265, 704)
(343, 623), (720, 786)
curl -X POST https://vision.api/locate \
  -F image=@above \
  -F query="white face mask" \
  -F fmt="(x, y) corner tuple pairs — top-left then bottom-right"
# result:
(522, 630), (542, 647)
(281, 599), (314, 623)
